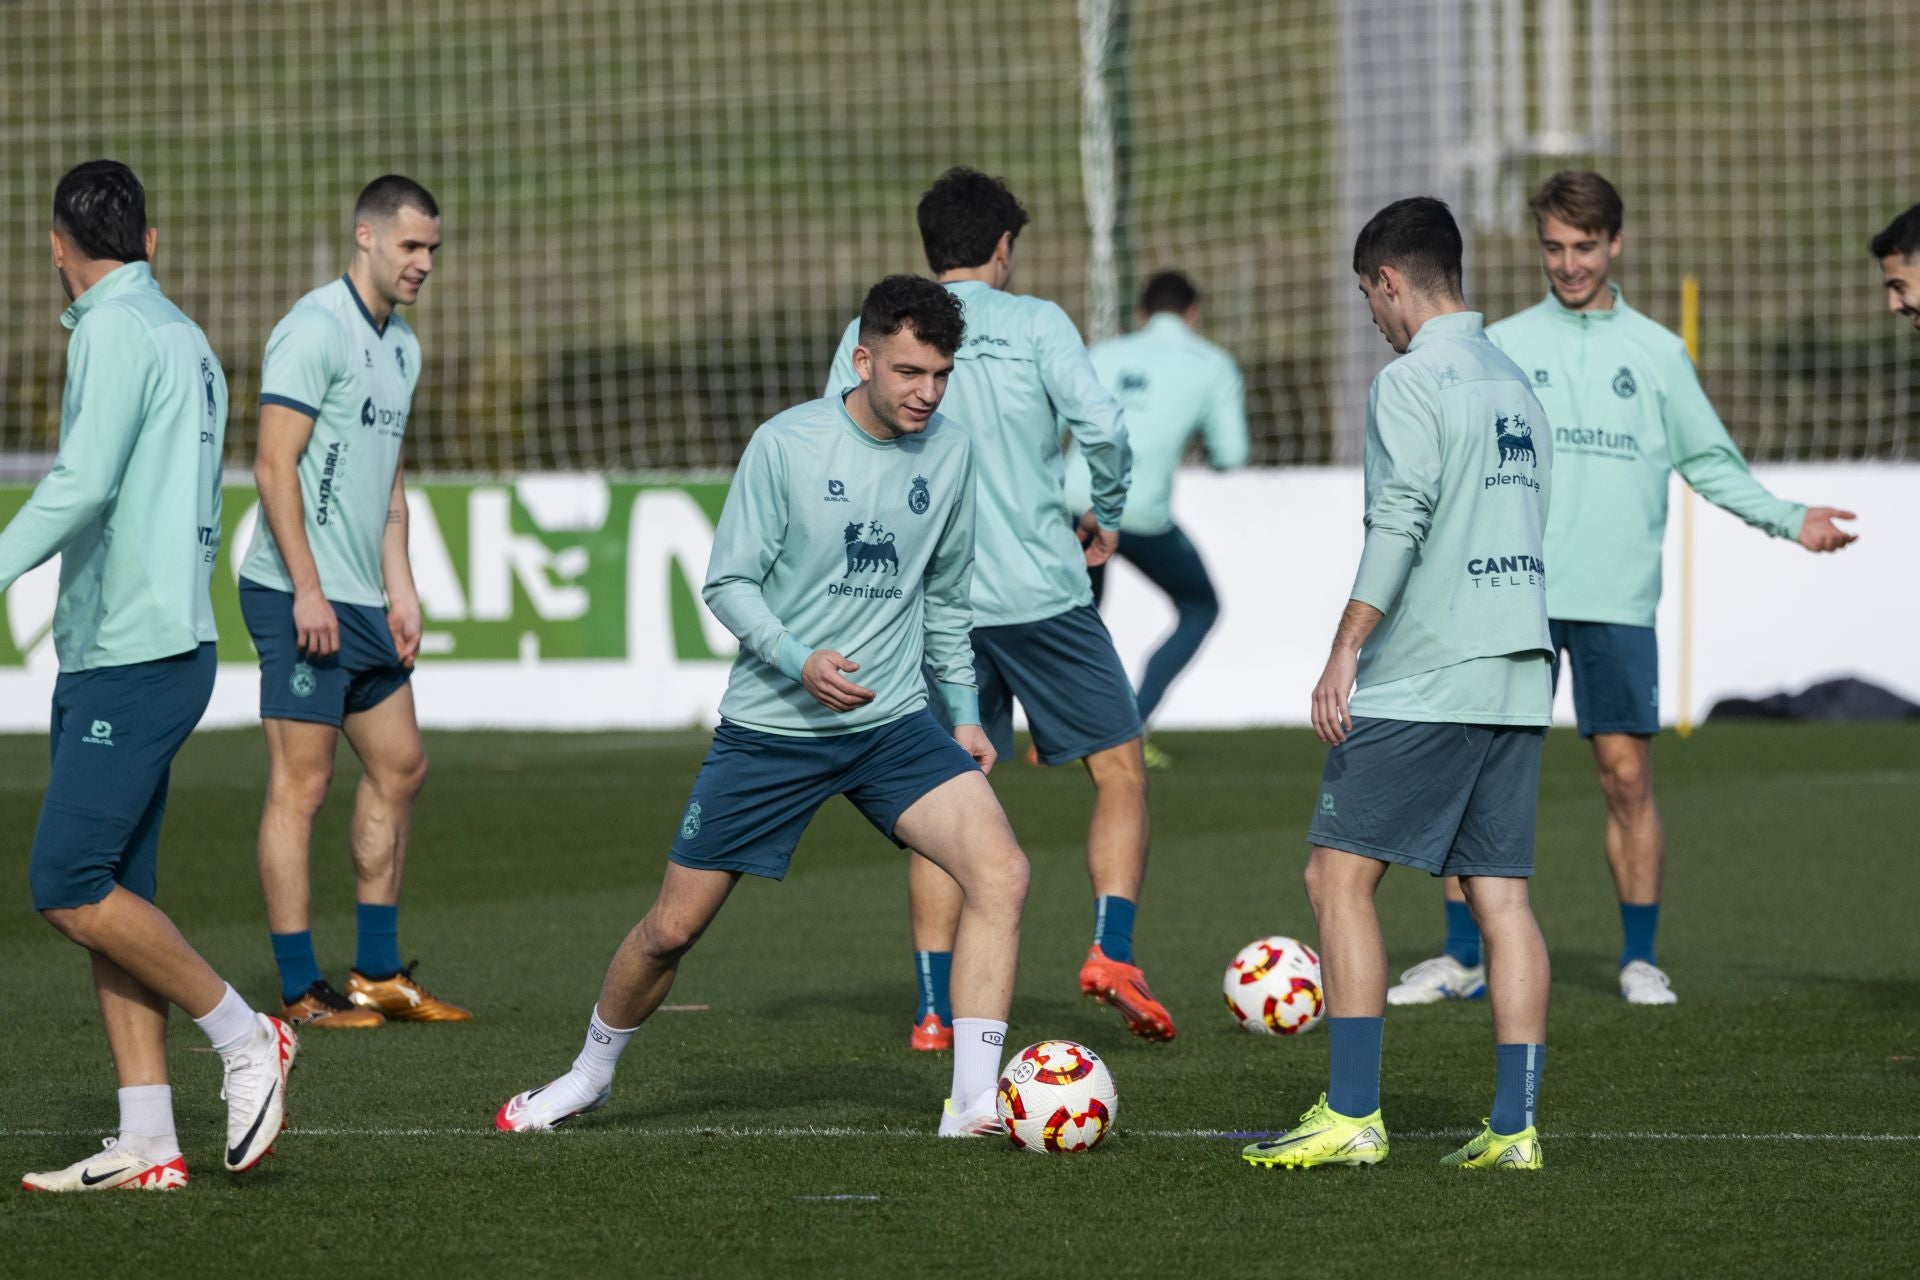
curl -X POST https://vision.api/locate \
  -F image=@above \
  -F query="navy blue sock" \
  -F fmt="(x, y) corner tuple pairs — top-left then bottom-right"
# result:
(1492, 1043), (1546, 1135)
(913, 950), (952, 1022)
(1443, 898), (1483, 968)
(1093, 895), (1136, 964)
(1619, 902), (1659, 968)
(1326, 1016), (1384, 1118)
(270, 931), (323, 1003)
(354, 903), (401, 979)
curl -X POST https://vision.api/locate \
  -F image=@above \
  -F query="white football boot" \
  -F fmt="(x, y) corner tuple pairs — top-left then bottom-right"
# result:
(22, 1137), (189, 1192)
(1386, 955), (1487, 1006)
(494, 1075), (611, 1132)
(937, 1089), (1005, 1138)
(1620, 960), (1679, 1005)
(223, 1014), (297, 1173)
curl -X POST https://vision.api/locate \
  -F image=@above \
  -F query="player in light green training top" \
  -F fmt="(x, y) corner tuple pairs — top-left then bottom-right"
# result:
(1064, 270), (1249, 766)
(1244, 197), (1553, 1174)
(496, 276), (1033, 1139)
(237, 176), (471, 1030)
(828, 169), (1173, 1050)
(1388, 172), (1857, 1011)
(7, 161), (294, 1192)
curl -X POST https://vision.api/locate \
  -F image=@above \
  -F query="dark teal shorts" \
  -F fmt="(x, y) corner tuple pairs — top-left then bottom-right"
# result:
(29, 644), (216, 911)
(1307, 717), (1545, 878)
(668, 709), (978, 881)
(1551, 619), (1659, 737)
(966, 604), (1143, 766)
(240, 578), (411, 726)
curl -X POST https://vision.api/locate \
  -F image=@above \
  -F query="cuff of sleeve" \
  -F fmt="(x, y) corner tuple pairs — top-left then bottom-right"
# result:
(1778, 502), (1809, 541)
(776, 633), (812, 682)
(1350, 532), (1417, 612)
(259, 393), (322, 419)
(937, 681), (981, 726)
(1092, 503), (1125, 532)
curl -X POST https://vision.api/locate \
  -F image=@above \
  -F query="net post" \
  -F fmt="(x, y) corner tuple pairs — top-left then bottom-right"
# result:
(1678, 273), (1700, 738)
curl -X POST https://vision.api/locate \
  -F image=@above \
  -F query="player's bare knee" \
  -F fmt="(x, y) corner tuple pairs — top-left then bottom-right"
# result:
(270, 765), (333, 820)
(639, 909), (705, 961)
(40, 903), (100, 949)
(1087, 741), (1148, 798)
(374, 750), (429, 801)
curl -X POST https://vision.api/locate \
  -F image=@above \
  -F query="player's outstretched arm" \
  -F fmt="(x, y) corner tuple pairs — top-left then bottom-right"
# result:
(0, 310), (148, 592)
(1797, 507), (1858, 553)
(381, 463), (421, 667)
(1664, 345), (1819, 545)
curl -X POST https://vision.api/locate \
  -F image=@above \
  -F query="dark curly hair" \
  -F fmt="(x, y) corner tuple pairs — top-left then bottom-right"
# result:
(859, 275), (966, 356)
(916, 167), (1030, 274)
(53, 160), (149, 264)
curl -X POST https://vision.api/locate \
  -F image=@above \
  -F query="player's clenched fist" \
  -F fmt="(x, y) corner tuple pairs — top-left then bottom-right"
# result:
(802, 650), (875, 713)
(1797, 507), (1858, 553)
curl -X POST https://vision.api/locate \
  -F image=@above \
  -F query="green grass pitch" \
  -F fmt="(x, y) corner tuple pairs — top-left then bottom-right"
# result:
(1, 723), (1915, 1276)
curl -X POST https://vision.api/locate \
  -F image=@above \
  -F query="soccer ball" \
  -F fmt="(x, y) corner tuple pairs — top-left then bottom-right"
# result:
(995, 1040), (1118, 1154)
(1223, 936), (1325, 1035)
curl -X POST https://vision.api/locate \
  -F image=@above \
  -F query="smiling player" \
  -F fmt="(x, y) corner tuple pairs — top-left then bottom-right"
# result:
(1871, 204), (1920, 330)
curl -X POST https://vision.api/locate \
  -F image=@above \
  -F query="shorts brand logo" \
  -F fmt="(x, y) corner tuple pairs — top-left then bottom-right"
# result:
(291, 662), (316, 697)
(83, 720), (114, 746)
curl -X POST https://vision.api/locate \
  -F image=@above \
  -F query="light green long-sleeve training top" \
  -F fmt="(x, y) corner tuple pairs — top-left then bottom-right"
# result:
(1487, 285), (1806, 628)
(1062, 313), (1249, 536)
(828, 280), (1130, 627)
(1346, 312), (1555, 726)
(0, 263), (226, 670)
(704, 395), (978, 736)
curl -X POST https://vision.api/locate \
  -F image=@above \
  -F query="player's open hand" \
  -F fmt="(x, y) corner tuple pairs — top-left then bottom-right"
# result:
(387, 596), (423, 668)
(802, 650), (875, 713)
(1084, 525), (1120, 568)
(1311, 647), (1359, 746)
(1798, 507), (1858, 553)
(954, 723), (997, 774)
(294, 588), (340, 659)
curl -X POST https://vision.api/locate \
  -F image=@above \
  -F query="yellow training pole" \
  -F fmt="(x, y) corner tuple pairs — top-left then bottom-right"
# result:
(1677, 275), (1700, 738)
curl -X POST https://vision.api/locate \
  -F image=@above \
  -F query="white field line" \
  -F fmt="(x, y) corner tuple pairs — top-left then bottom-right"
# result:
(4, 1126), (1916, 1142)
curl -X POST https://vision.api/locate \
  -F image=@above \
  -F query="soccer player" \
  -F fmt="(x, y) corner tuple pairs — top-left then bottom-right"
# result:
(7, 161), (294, 1190)
(828, 168), (1172, 1051)
(238, 176), (469, 1028)
(1242, 197), (1553, 1172)
(496, 276), (1030, 1136)
(1064, 270), (1249, 766)
(1871, 203), (1920, 330)
(1388, 171), (1857, 1009)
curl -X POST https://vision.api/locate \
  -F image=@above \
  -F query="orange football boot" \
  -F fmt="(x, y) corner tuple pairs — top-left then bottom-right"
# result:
(910, 1011), (954, 1051)
(281, 979), (386, 1029)
(1079, 945), (1176, 1041)
(346, 962), (473, 1022)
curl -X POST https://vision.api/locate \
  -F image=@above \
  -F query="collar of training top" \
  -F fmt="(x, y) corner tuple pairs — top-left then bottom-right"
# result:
(1406, 309), (1485, 350)
(1543, 280), (1626, 323)
(61, 260), (153, 330)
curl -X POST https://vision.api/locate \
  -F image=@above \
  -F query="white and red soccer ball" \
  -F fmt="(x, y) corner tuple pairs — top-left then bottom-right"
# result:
(1224, 935), (1325, 1035)
(995, 1040), (1118, 1154)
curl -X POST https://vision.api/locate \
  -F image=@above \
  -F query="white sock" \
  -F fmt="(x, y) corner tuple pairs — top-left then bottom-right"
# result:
(117, 1085), (180, 1162)
(567, 1006), (638, 1094)
(950, 1017), (1007, 1109)
(192, 984), (259, 1056)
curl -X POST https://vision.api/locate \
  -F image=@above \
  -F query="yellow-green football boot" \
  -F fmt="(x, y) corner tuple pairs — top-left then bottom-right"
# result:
(1440, 1121), (1543, 1170)
(1241, 1094), (1388, 1169)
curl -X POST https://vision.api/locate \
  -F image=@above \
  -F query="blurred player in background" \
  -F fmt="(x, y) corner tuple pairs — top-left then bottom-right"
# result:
(828, 168), (1174, 1049)
(1064, 270), (1248, 767)
(239, 176), (470, 1028)
(7, 161), (293, 1190)
(1244, 197), (1553, 1173)
(1870, 203), (1920, 330)
(1390, 172), (1857, 1010)
(498, 277), (1031, 1137)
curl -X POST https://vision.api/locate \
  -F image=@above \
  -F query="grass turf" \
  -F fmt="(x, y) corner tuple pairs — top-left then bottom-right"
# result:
(0, 723), (1915, 1277)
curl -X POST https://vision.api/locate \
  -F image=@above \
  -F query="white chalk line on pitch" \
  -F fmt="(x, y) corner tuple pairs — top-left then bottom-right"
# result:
(4, 1126), (1917, 1142)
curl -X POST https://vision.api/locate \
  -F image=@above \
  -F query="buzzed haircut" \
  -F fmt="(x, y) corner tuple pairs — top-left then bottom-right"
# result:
(1530, 170), (1625, 238)
(354, 175), (439, 225)
(1869, 204), (1920, 261)
(917, 167), (1030, 275)
(1139, 270), (1200, 316)
(858, 275), (967, 357)
(1352, 196), (1464, 297)
(53, 160), (149, 264)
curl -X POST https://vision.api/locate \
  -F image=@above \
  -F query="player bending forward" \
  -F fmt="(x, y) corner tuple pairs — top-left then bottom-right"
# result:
(497, 277), (1030, 1136)
(6, 162), (293, 1191)
(1243, 199), (1552, 1173)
